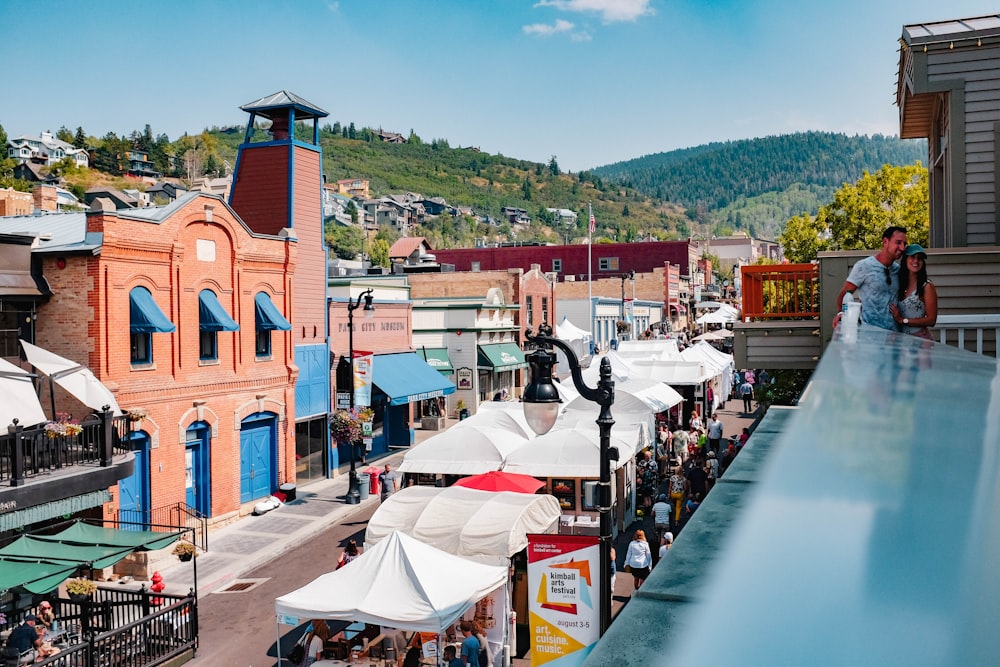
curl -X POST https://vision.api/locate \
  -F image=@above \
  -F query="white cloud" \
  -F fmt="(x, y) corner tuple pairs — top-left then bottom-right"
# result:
(534, 0), (654, 23)
(571, 31), (592, 42)
(327, 2), (340, 12)
(523, 19), (576, 36)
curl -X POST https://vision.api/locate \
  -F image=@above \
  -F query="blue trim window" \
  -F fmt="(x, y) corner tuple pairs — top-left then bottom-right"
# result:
(254, 292), (291, 359)
(198, 289), (239, 361)
(129, 286), (175, 366)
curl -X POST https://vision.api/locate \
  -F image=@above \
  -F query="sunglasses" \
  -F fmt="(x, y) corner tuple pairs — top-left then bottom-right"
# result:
(884, 266), (891, 285)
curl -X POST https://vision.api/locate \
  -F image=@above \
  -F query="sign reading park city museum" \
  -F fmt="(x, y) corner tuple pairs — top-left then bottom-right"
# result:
(527, 534), (600, 666)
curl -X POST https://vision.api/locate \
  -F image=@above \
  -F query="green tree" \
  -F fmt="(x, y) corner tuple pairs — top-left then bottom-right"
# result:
(73, 126), (87, 149)
(369, 238), (390, 267)
(779, 212), (830, 263)
(346, 200), (359, 224)
(348, 123), (356, 140)
(325, 223), (365, 259)
(521, 177), (532, 201)
(0, 123), (7, 147)
(407, 129), (422, 145)
(548, 155), (560, 177)
(56, 126), (74, 144)
(622, 204), (630, 217)
(821, 163), (928, 250)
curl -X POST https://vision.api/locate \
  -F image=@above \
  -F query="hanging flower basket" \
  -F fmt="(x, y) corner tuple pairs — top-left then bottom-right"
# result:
(66, 577), (97, 602)
(329, 407), (374, 444)
(127, 408), (147, 423)
(172, 541), (197, 561)
(44, 417), (83, 439)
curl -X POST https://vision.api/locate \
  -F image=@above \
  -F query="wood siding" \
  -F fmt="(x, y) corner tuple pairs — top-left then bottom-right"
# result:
(290, 146), (326, 346)
(734, 322), (820, 370)
(229, 145), (290, 236)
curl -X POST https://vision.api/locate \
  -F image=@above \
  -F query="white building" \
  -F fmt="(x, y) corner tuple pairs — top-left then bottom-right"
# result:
(7, 131), (89, 168)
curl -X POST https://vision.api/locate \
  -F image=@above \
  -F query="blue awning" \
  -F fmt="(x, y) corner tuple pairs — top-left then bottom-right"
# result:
(130, 286), (176, 333)
(373, 352), (457, 406)
(254, 292), (292, 331)
(199, 290), (239, 332)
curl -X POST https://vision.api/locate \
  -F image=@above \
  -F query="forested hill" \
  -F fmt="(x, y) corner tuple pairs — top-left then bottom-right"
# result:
(592, 132), (926, 210)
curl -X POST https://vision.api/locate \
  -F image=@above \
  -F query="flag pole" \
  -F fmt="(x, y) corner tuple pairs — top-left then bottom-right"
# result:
(588, 202), (595, 345)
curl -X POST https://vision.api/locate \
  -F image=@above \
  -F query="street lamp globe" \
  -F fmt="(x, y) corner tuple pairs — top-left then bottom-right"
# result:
(521, 348), (562, 436)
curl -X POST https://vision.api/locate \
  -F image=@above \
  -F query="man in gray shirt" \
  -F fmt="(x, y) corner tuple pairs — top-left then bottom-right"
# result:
(379, 463), (400, 502)
(834, 226), (908, 332)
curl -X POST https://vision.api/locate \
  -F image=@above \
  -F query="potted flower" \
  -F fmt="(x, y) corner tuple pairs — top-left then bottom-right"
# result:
(172, 541), (197, 562)
(44, 416), (83, 439)
(456, 399), (469, 421)
(66, 577), (97, 602)
(127, 408), (147, 423)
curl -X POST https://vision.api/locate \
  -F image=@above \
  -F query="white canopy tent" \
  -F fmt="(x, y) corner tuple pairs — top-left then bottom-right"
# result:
(614, 339), (681, 361)
(554, 316), (593, 373)
(275, 530), (507, 633)
(397, 425), (529, 475)
(627, 358), (713, 385)
(681, 342), (736, 413)
(20, 340), (122, 416)
(503, 425), (638, 477)
(365, 486), (561, 565)
(453, 404), (534, 439)
(695, 305), (739, 326)
(0, 357), (48, 428)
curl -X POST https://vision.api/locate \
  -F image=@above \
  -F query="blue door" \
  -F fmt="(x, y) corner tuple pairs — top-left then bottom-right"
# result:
(119, 431), (150, 529)
(240, 415), (275, 503)
(185, 423), (211, 516)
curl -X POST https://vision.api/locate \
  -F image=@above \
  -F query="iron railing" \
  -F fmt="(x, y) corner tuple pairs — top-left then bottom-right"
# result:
(113, 502), (209, 552)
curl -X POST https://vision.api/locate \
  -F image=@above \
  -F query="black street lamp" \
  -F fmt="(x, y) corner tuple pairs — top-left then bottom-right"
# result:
(341, 288), (374, 505)
(619, 270), (635, 341)
(522, 323), (618, 635)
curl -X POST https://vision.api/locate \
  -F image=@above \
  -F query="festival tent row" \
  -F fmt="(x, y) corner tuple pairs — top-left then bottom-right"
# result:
(554, 316), (593, 374)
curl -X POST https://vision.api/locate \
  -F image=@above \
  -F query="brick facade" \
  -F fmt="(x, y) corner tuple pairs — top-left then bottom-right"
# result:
(36, 194), (299, 521)
(0, 188), (32, 217)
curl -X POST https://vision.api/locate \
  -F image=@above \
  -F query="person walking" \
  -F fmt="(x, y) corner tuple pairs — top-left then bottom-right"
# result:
(705, 451), (719, 493)
(668, 466), (687, 525)
(739, 379), (754, 413)
(624, 529), (653, 590)
(707, 413), (723, 454)
(652, 494), (672, 540)
(889, 243), (938, 340)
(337, 539), (360, 569)
(459, 621), (481, 666)
(834, 225), (908, 331)
(379, 464), (401, 502)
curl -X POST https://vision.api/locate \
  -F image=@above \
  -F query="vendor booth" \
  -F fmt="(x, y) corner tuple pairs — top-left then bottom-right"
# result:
(275, 530), (508, 665)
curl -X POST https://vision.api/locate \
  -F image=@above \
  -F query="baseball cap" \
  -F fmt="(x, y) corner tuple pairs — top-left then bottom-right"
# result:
(904, 243), (927, 258)
(24, 614), (37, 622)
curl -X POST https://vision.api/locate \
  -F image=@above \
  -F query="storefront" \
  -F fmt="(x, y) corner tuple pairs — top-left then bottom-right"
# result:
(477, 342), (527, 402)
(414, 347), (455, 424)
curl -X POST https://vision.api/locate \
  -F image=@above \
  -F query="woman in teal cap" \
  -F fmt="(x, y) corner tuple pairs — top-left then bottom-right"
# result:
(889, 243), (937, 340)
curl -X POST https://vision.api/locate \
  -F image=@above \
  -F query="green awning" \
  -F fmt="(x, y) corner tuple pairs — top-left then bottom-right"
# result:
(419, 348), (454, 374)
(0, 558), (79, 595)
(477, 343), (527, 372)
(0, 489), (111, 532)
(0, 536), (135, 570)
(36, 521), (182, 552)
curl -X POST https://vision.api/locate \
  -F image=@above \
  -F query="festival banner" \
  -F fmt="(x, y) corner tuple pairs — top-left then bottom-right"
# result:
(353, 350), (373, 407)
(527, 534), (600, 666)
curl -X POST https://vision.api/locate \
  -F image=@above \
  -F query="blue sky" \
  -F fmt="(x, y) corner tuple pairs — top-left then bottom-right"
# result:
(2, 1), (997, 171)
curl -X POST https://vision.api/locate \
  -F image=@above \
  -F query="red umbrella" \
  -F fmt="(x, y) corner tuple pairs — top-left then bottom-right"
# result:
(453, 470), (545, 494)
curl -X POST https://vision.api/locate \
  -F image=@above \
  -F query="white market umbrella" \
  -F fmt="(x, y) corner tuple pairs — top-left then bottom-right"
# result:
(275, 530), (507, 632)
(20, 340), (122, 416)
(398, 425), (529, 475)
(0, 357), (48, 428)
(503, 426), (637, 477)
(693, 330), (725, 342)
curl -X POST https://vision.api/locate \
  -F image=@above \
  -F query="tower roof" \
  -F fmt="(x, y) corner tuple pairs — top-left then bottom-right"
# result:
(240, 90), (328, 119)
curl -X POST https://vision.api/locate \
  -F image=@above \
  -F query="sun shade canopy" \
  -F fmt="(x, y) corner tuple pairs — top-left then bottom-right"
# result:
(199, 289), (239, 332)
(254, 292), (292, 331)
(129, 286), (176, 333)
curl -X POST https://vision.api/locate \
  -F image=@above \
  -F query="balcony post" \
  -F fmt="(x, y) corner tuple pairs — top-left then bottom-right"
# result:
(9, 419), (25, 487)
(99, 406), (113, 467)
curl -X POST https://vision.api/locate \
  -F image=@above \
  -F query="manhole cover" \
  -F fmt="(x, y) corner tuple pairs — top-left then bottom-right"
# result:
(213, 578), (268, 594)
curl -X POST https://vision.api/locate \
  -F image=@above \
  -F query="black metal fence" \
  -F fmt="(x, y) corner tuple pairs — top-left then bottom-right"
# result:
(112, 503), (209, 552)
(30, 589), (198, 667)
(0, 410), (131, 485)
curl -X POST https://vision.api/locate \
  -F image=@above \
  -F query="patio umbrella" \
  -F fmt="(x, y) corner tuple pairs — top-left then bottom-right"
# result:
(20, 340), (122, 416)
(452, 470), (544, 494)
(0, 357), (48, 428)
(693, 330), (725, 342)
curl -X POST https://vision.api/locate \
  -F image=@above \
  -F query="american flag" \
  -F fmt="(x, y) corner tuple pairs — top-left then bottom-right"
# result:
(589, 210), (595, 235)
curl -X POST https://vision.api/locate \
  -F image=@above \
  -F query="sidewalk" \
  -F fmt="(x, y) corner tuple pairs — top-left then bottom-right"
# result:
(152, 419), (460, 597)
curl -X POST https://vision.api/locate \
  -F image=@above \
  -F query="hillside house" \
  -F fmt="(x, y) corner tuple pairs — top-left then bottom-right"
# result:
(547, 208), (579, 226)
(336, 178), (370, 198)
(501, 206), (530, 226)
(6, 130), (90, 168)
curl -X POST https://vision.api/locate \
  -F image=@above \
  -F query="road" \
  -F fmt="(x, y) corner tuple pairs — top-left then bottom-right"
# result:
(188, 502), (378, 667)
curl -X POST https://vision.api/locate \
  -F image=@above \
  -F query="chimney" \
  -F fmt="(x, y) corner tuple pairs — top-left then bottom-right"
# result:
(32, 184), (58, 211)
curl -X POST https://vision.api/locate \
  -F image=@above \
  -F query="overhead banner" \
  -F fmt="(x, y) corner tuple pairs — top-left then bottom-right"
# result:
(353, 350), (373, 407)
(527, 534), (600, 666)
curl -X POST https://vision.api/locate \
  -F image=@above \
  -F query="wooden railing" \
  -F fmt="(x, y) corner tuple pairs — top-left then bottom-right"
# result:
(741, 264), (820, 320)
(933, 314), (1000, 357)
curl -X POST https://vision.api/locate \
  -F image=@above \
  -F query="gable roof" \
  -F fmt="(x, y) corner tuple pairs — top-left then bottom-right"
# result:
(389, 237), (432, 259)
(239, 90), (328, 118)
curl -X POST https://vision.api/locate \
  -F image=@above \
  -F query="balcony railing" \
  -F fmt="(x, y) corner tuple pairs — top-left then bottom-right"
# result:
(741, 263), (820, 320)
(0, 411), (132, 486)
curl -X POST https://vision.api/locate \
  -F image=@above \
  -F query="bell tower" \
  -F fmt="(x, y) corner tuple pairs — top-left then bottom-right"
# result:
(230, 90), (332, 426)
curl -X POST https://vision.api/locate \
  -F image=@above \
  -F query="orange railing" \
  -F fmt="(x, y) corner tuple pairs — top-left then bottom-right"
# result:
(741, 263), (820, 320)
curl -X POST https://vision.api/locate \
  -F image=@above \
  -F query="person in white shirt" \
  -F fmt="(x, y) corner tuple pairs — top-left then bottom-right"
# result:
(658, 532), (673, 559)
(624, 529), (653, 590)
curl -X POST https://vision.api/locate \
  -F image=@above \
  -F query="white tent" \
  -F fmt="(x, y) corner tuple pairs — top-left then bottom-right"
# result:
(398, 425), (529, 475)
(628, 358), (713, 385)
(503, 426), (638, 477)
(454, 404), (534, 439)
(554, 317), (594, 377)
(615, 339), (681, 361)
(275, 530), (507, 633)
(20, 340), (122, 416)
(0, 358), (48, 428)
(365, 486), (561, 565)
(696, 305), (739, 326)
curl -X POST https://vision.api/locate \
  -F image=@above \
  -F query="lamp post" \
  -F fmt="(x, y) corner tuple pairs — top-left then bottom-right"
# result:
(341, 288), (374, 505)
(522, 323), (617, 635)
(619, 270), (635, 341)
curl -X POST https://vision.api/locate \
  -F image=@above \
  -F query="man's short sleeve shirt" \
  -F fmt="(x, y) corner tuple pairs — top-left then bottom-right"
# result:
(846, 256), (900, 331)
